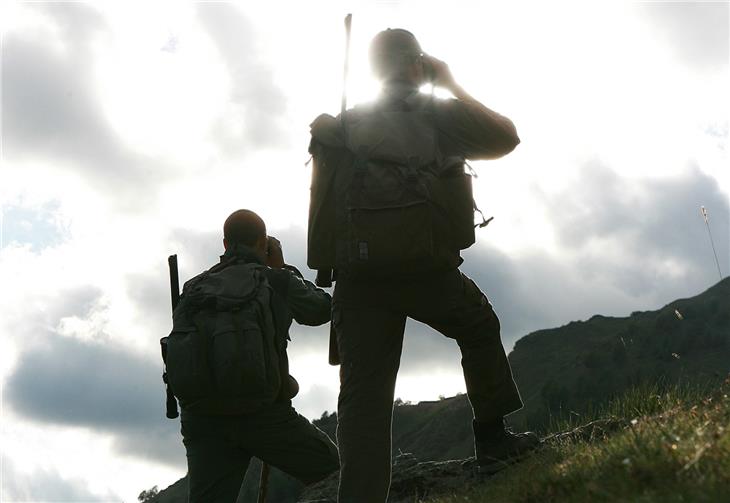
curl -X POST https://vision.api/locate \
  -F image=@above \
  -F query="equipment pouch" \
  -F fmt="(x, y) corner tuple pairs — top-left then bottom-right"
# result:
(429, 161), (476, 250)
(165, 325), (212, 407)
(209, 310), (268, 396)
(347, 201), (433, 273)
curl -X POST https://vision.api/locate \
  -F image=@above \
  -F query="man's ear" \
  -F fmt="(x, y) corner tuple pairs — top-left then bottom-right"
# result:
(223, 238), (229, 250)
(256, 235), (269, 255)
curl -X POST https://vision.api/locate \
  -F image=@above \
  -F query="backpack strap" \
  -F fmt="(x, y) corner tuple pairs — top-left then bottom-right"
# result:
(348, 145), (371, 210)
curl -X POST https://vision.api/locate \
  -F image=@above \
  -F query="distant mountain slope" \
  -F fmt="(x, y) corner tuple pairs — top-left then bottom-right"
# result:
(317, 392), (475, 463)
(508, 277), (730, 429)
(146, 278), (729, 503)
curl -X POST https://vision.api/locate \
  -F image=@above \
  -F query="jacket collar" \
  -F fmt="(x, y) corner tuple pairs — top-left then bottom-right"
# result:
(220, 244), (265, 265)
(380, 81), (420, 101)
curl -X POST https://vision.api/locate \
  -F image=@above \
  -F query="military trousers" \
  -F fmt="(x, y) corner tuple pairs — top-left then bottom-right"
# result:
(333, 268), (523, 503)
(181, 400), (339, 503)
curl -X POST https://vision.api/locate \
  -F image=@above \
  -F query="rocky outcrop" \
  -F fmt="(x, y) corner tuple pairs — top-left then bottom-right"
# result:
(299, 452), (481, 503)
(299, 417), (634, 503)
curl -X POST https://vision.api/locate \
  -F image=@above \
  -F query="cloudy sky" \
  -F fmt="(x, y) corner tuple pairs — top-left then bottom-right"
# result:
(1, 1), (728, 501)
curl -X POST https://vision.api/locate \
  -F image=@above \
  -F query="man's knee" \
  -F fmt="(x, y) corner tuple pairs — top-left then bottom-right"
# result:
(301, 443), (340, 485)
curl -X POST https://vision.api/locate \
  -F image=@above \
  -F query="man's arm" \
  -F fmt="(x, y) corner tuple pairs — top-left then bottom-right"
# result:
(265, 237), (332, 327)
(282, 270), (332, 326)
(426, 55), (520, 160)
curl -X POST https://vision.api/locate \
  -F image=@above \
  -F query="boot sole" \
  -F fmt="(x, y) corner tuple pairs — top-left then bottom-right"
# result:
(476, 441), (542, 475)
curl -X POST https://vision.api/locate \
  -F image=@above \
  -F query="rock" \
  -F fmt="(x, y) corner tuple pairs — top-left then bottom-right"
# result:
(299, 419), (627, 502)
(393, 451), (418, 469)
(299, 454), (479, 503)
(388, 458), (475, 502)
(297, 471), (338, 502)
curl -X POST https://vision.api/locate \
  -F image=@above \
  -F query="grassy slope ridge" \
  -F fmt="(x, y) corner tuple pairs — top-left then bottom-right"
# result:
(145, 278), (730, 502)
(429, 380), (730, 503)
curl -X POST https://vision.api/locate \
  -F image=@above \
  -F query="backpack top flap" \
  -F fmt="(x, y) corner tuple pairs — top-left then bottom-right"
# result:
(185, 263), (265, 312)
(310, 100), (437, 167)
(346, 109), (437, 167)
(310, 113), (343, 149)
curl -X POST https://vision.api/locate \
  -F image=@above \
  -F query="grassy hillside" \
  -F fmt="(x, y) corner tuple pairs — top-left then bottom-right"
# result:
(144, 278), (729, 502)
(427, 379), (730, 503)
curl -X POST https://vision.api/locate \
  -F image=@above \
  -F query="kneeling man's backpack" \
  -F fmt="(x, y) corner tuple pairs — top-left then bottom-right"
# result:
(164, 258), (282, 414)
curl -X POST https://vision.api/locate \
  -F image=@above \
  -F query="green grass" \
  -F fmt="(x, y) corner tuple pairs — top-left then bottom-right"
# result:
(427, 378), (730, 503)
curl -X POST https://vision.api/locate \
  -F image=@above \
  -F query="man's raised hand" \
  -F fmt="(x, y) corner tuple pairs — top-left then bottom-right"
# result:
(266, 236), (285, 269)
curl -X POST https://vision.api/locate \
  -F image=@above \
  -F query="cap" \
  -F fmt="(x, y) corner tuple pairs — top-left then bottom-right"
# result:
(369, 28), (423, 79)
(370, 28), (422, 58)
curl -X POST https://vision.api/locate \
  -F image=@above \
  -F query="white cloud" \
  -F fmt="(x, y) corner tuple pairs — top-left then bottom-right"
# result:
(197, 3), (289, 154)
(640, 1), (729, 70)
(1, 1), (728, 500)
(2, 457), (118, 502)
(1, 411), (182, 502)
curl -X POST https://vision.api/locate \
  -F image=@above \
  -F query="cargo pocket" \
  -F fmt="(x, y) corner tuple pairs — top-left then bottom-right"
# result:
(463, 275), (490, 307)
(330, 309), (344, 366)
(462, 275), (500, 330)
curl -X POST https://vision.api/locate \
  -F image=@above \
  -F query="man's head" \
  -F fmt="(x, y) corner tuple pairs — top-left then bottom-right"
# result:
(369, 28), (426, 86)
(223, 209), (267, 255)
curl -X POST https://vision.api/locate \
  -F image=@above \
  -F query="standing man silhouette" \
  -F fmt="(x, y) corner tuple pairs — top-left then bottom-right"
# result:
(308, 29), (539, 502)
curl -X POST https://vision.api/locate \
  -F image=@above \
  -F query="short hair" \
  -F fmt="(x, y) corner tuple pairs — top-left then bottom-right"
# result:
(369, 28), (422, 81)
(223, 209), (266, 247)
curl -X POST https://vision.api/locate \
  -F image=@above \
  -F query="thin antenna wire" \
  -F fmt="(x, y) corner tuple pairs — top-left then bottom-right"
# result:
(700, 205), (723, 281)
(341, 14), (352, 118)
(340, 14), (352, 152)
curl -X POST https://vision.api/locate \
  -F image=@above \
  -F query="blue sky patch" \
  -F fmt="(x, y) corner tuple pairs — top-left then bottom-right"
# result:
(1, 203), (69, 251)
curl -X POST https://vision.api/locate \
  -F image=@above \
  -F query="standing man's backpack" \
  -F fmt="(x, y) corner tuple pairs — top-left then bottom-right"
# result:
(307, 96), (482, 280)
(163, 257), (283, 414)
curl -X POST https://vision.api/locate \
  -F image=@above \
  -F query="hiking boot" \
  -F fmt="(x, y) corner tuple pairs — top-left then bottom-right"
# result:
(475, 429), (540, 474)
(472, 418), (540, 475)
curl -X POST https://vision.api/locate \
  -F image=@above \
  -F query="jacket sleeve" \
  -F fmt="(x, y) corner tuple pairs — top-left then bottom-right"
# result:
(434, 98), (520, 161)
(276, 266), (332, 327)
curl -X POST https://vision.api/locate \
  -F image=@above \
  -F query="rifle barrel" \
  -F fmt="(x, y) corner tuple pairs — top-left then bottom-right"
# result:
(168, 254), (180, 312)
